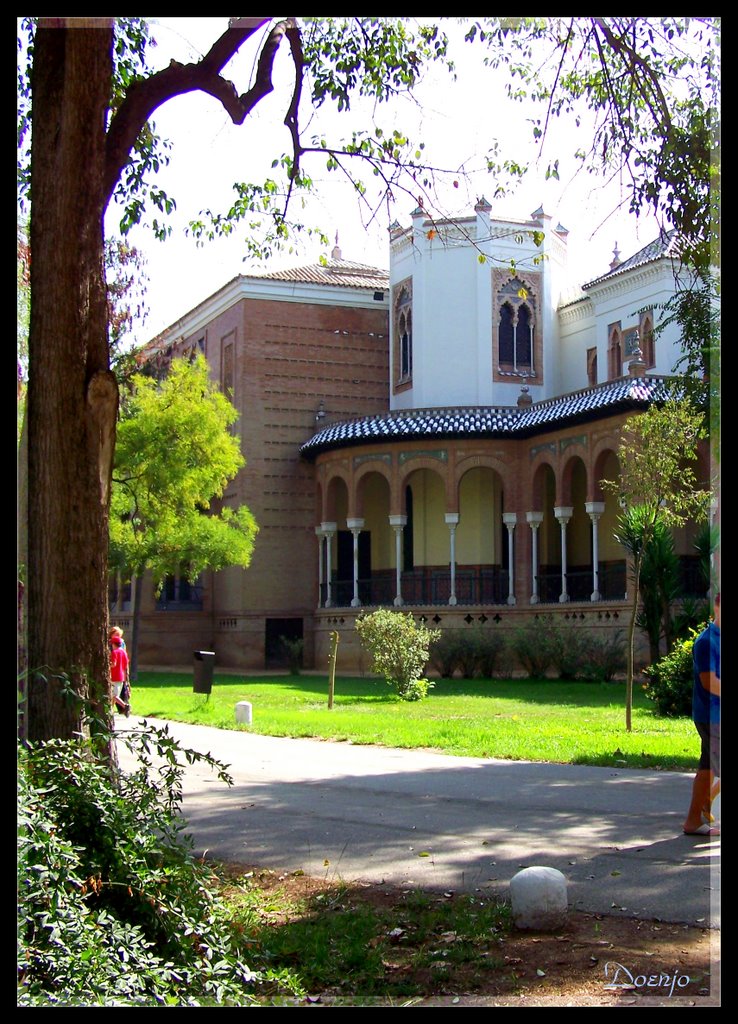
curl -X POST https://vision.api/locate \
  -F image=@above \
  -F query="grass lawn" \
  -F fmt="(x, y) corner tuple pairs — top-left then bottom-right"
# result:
(131, 671), (698, 771)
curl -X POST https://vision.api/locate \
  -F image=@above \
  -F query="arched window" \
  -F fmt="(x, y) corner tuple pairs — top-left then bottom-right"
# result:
(641, 315), (655, 367)
(494, 273), (538, 380)
(399, 309), (412, 379)
(498, 302), (515, 366)
(587, 347), (598, 386)
(516, 303), (533, 370)
(608, 326), (622, 379)
(393, 282), (413, 387)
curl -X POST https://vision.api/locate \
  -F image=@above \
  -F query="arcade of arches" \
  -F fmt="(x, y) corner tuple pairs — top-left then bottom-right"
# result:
(310, 415), (708, 672)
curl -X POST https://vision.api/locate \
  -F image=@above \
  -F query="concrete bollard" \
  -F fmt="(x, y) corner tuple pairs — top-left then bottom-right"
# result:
(235, 701), (253, 725)
(510, 865), (568, 930)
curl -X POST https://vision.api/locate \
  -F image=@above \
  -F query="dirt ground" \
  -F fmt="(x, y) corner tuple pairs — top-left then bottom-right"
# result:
(230, 865), (720, 1007)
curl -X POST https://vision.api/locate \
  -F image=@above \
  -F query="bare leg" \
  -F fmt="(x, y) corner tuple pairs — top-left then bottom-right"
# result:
(684, 769), (716, 833)
(702, 770), (716, 822)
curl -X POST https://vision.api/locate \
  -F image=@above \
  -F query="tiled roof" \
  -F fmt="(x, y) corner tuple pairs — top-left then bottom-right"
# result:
(583, 229), (681, 288)
(300, 377), (669, 458)
(250, 258), (389, 291)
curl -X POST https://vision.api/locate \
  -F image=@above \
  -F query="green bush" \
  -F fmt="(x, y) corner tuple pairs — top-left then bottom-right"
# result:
(456, 629), (482, 679)
(476, 630), (507, 678)
(547, 625), (592, 680)
(17, 719), (273, 1007)
(279, 635), (304, 676)
(511, 619), (625, 682)
(580, 630), (627, 682)
(642, 623), (707, 717)
(355, 609), (439, 701)
(430, 628), (507, 680)
(429, 629), (466, 678)
(510, 618), (554, 678)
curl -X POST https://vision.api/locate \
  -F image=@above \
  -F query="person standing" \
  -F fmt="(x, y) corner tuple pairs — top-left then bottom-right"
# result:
(110, 631), (130, 717)
(683, 592), (720, 836)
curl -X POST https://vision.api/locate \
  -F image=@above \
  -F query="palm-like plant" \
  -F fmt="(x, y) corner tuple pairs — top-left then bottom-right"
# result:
(613, 504), (662, 732)
(636, 518), (682, 662)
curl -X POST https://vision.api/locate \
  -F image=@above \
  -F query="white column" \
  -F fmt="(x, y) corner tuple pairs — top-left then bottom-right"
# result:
(445, 513), (460, 606)
(526, 511), (544, 604)
(315, 526), (325, 607)
(554, 506), (573, 603)
(346, 517), (365, 608)
(502, 512), (517, 605)
(389, 515), (407, 606)
(585, 501), (605, 601)
(321, 521), (337, 608)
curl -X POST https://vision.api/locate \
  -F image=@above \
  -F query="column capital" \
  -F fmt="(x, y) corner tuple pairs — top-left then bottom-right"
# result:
(502, 512), (518, 527)
(389, 514), (407, 528)
(444, 512), (460, 527)
(554, 506), (573, 523)
(346, 517), (365, 531)
(321, 520), (337, 534)
(584, 501), (605, 517)
(526, 510), (544, 526)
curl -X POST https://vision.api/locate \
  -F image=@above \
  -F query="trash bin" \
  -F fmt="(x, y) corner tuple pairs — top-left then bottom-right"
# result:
(193, 650), (215, 694)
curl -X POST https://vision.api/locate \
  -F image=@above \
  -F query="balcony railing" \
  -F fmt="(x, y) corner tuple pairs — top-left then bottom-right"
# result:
(323, 567), (511, 608)
(321, 562), (629, 608)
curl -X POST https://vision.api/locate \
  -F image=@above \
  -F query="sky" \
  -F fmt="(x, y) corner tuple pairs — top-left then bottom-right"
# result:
(114, 18), (668, 345)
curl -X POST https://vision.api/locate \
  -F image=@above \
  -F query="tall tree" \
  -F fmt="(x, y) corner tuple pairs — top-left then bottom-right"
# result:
(110, 356), (258, 677)
(18, 16), (455, 743)
(604, 398), (708, 732)
(26, 21), (116, 743)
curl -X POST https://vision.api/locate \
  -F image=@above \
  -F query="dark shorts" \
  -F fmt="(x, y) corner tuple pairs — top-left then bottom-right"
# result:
(695, 721), (720, 775)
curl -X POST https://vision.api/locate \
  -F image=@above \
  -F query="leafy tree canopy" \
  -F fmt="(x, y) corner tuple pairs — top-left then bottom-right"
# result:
(465, 18), (719, 271)
(603, 397), (709, 731)
(18, 17), (460, 262)
(110, 354), (257, 590)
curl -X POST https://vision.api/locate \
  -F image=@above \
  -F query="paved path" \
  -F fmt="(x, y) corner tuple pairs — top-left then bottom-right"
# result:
(114, 717), (720, 929)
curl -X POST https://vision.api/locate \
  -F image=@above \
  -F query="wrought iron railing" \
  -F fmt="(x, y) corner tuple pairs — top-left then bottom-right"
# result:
(321, 568), (511, 608)
(320, 562), (629, 609)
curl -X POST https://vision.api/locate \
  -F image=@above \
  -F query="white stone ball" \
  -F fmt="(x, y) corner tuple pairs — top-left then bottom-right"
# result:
(510, 865), (568, 930)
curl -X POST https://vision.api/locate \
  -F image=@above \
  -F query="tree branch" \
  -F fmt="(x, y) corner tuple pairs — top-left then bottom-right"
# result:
(103, 18), (301, 207)
(591, 17), (673, 134)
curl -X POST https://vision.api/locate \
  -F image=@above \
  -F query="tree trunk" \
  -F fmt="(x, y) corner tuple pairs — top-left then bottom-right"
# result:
(26, 20), (118, 743)
(625, 557), (642, 733)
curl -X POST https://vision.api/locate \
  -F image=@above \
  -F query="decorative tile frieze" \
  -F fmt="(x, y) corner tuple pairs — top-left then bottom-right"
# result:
(353, 453), (392, 468)
(399, 449), (448, 464)
(559, 435), (587, 452)
(530, 442), (557, 459)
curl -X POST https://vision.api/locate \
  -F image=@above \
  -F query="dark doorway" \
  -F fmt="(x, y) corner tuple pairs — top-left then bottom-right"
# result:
(336, 530), (371, 605)
(404, 486), (414, 571)
(265, 617), (303, 669)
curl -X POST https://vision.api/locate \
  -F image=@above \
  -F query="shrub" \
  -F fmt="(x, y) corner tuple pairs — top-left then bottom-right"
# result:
(17, 719), (273, 1007)
(430, 630), (465, 678)
(579, 630), (627, 682)
(457, 629), (482, 679)
(355, 609), (439, 701)
(476, 630), (507, 679)
(279, 635), (304, 676)
(429, 627), (507, 680)
(642, 623), (707, 717)
(510, 617), (554, 678)
(547, 625), (592, 680)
